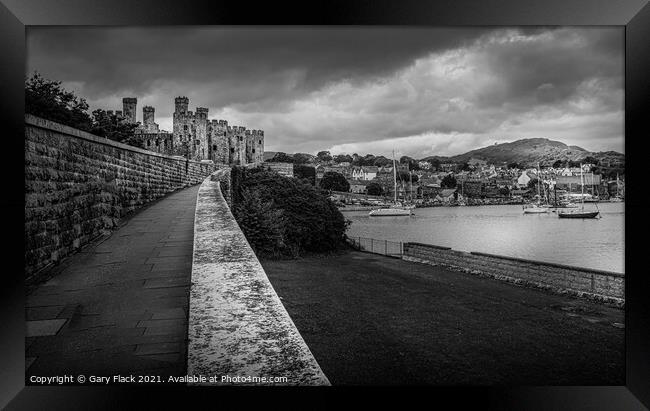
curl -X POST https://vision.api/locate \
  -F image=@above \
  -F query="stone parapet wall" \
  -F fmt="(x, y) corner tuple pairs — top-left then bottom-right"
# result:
(187, 173), (329, 385)
(403, 242), (624, 305)
(210, 167), (232, 207)
(24, 114), (215, 276)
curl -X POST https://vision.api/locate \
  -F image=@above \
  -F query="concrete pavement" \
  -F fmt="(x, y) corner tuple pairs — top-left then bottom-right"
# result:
(26, 185), (200, 382)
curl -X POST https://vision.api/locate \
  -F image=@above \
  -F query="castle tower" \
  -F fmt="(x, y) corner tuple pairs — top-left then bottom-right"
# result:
(174, 96), (189, 113)
(141, 106), (160, 133)
(196, 107), (209, 118)
(122, 97), (137, 124)
(143, 106), (155, 126)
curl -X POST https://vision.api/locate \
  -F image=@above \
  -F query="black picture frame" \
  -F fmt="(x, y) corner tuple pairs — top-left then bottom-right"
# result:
(1, 0), (648, 408)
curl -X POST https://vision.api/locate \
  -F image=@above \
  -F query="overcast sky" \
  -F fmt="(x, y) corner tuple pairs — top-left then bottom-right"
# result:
(26, 27), (623, 158)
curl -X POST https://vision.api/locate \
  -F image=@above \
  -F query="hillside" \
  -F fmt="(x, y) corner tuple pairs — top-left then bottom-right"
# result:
(421, 138), (624, 168)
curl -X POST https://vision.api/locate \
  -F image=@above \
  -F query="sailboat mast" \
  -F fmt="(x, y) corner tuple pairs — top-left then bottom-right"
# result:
(409, 167), (413, 202)
(392, 150), (397, 203)
(580, 163), (584, 210)
(537, 163), (541, 203)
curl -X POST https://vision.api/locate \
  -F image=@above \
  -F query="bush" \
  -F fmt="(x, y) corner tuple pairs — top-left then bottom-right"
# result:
(231, 166), (350, 258)
(319, 171), (350, 192)
(232, 188), (286, 258)
(366, 182), (383, 196)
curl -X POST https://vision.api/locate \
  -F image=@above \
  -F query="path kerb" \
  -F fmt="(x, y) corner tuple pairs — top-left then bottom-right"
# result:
(186, 170), (330, 385)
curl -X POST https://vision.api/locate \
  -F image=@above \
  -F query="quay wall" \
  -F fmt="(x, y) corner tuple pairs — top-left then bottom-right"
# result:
(402, 242), (624, 305)
(24, 114), (215, 277)
(187, 171), (329, 385)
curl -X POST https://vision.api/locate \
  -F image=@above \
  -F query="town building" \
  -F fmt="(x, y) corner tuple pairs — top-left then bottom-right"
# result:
(351, 166), (378, 180)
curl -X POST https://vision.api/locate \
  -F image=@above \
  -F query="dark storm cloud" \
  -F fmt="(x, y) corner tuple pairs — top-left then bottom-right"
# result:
(27, 27), (491, 105)
(26, 26), (623, 157)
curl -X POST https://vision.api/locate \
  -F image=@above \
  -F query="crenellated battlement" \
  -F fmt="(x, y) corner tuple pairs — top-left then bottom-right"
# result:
(120, 95), (263, 165)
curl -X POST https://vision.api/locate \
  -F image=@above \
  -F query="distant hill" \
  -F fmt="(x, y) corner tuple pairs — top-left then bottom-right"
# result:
(421, 138), (624, 168)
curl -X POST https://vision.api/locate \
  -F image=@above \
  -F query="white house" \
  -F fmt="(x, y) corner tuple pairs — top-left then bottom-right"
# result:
(517, 171), (531, 188)
(418, 161), (431, 170)
(351, 166), (378, 180)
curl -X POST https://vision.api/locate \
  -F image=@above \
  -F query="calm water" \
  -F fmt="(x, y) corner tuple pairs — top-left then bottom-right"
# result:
(345, 202), (624, 274)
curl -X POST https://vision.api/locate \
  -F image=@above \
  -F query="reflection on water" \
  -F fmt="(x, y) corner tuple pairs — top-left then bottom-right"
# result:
(345, 202), (624, 273)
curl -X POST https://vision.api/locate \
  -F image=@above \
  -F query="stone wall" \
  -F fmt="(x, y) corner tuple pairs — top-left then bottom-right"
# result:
(403, 242), (624, 305)
(24, 114), (215, 277)
(187, 173), (329, 385)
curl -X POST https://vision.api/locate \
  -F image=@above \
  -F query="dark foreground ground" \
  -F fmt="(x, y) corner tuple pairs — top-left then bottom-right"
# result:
(261, 251), (624, 385)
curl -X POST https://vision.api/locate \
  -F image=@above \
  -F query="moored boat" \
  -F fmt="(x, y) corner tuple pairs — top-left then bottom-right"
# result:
(558, 210), (600, 219)
(369, 206), (412, 216)
(523, 204), (549, 214)
(369, 151), (413, 217)
(557, 163), (600, 219)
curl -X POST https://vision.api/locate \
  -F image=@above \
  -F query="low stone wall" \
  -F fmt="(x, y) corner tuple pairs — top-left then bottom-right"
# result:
(24, 114), (215, 276)
(403, 242), (624, 306)
(210, 167), (232, 207)
(187, 173), (329, 385)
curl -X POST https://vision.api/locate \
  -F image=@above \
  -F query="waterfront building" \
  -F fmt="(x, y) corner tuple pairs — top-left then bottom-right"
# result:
(348, 179), (370, 194)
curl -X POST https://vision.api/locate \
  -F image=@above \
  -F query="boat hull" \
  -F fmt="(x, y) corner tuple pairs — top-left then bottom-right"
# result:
(558, 211), (600, 219)
(369, 208), (412, 216)
(523, 207), (549, 214)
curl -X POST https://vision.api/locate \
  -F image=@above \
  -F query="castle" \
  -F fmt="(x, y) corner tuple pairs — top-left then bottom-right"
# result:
(109, 97), (264, 165)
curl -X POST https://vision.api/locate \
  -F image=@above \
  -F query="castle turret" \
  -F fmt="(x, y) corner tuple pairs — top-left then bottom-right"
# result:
(196, 107), (209, 118)
(143, 106), (155, 125)
(175, 96), (189, 113)
(122, 97), (137, 124)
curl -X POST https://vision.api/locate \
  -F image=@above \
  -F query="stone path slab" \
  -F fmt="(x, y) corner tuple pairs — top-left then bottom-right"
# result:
(25, 185), (200, 383)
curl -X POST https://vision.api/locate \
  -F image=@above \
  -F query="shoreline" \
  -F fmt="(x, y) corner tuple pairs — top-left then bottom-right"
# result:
(339, 199), (623, 211)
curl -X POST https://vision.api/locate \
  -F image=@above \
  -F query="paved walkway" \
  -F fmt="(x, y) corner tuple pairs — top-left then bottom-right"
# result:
(25, 185), (200, 382)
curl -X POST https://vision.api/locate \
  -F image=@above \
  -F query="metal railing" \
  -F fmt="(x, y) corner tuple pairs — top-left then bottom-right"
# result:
(348, 236), (403, 258)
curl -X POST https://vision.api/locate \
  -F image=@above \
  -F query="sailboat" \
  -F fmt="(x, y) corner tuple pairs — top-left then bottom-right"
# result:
(610, 173), (623, 201)
(558, 163), (600, 219)
(457, 180), (467, 206)
(523, 164), (549, 214)
(369, 151), (413, 216)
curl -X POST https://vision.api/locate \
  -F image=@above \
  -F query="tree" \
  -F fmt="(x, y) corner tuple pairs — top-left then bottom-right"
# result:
(507, 162), (521, 170)
(366, 182), (384, 196)
(316, 150), (333, 162)
(427, 158), (441, 170)
(552, 160), (565, 168)
(527, 178), (541, 192)
(397, 171), (419, 183)
(373, 156), (392, 167)
(498, 187), (510, 196)
(90, 109), (141, 147)
(460, 162), (471, 171)
(333, 154), (353, 164)
(399, 155), (420, 171)
(441, 174), (457, 188)
(293, 164), (316, 185)
(292, 153), (312, 164)
(319, 172), (350, 192)
(25, 72), (93, 131)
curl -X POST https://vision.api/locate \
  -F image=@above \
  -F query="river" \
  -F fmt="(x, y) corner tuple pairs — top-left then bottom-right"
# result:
(344, 202), (624, 274)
